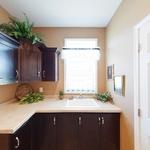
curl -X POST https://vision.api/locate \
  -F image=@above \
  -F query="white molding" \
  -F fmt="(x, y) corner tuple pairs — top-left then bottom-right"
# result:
(133, 26), (140, 150)
(133, 14), (150, 150)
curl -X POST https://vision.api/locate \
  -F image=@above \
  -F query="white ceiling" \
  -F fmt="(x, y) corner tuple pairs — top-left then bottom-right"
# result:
(0, 0), (122, 27)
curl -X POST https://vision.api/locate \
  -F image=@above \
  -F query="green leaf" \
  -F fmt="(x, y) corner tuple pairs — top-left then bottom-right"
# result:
(19, 92), (44, 104)
(0, 15), (43, 44)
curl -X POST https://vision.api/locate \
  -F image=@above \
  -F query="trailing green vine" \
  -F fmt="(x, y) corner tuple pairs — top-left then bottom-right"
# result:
(19, 92), (44, 104)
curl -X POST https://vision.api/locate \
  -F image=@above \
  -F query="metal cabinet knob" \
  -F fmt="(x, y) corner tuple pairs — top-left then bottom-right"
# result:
(53, 117), (56, 125)
(43, 70), (46, 78)
(14, 137), (20, 149)
(16, 70), (19, 80)
(101, 117), (105, 125)
(98, 117), (101, 125)
(37, 71), (41, 78)
(78, 117), (82, 125)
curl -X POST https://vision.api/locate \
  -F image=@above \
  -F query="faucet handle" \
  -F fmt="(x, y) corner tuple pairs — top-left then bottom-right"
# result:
(69, 96), (74, 100)
(79, 93), (83, 99)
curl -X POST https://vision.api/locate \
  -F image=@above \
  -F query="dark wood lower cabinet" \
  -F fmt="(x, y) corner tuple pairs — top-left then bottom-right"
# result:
(78, 114), (100, 150)
(0, 116), (32, 150)
(32, 113), (56, 150)
(0, 113), (120, 150)
(33, 113), (120, 150)
(11, 121), (31, 150)
(57, 113), (78, 150)
(100, 113), (120, 150)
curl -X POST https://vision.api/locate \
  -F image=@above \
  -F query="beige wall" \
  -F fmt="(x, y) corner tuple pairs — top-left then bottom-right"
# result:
(0, 6), (10, 23)
(31, 27), (106, 95)
(0, 6), (18, 104)
(106, 0), (150, 150)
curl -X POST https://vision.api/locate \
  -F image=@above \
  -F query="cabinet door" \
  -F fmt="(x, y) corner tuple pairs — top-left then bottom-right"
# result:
(11, 119), (31, 150)
(57, 113), (78, 150)
(78, 114), (100, 150)
(33, 113), (56, 150)
(18, 43), (41, 82)
(100, 113), (120, 150)
(0, 35), (18, 85)
(28, 48), (41, 81)
(42, 48), (59, 81)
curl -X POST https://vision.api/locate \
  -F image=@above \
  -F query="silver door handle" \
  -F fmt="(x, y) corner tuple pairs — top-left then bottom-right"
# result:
(37, 71), (41, 78)
(98, 117), (101, 125)
(16, 70), (19, 80)
(101, 117), (105, 125)
(14, 137), (20, 149)
(78, 117), (82, 125)
(43, 70), (46, 78)
(53, 117), (56, 125)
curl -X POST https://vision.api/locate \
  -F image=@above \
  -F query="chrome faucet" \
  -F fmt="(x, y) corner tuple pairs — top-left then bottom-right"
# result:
(78, 93), (83, 99)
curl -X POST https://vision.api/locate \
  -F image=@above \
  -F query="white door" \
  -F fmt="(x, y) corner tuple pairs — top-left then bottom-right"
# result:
(139, 21), (150, 150)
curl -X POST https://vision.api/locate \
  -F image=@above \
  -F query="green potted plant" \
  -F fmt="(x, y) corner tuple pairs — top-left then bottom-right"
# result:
(59, 90), (64, 100)
(0, 15), (43, 44)
(96, 92), (112, 103)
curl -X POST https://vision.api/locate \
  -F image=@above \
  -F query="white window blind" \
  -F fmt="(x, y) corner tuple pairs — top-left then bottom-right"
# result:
(62, 38), (100, 94)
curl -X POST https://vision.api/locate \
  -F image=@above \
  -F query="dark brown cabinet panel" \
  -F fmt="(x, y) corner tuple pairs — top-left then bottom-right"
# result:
(11, 121), (31, 150)
(32, 113), (57, 150)
(0, 116), (32, 150)
(18, 42), (41, 82)
(0, 32), (19, 84)
(41, 47), (60, 81)
(57, 113), (78, 150)
(100, 113), (120, 150)
(78, 114), (100, 150)
(33, 113), (120, 150)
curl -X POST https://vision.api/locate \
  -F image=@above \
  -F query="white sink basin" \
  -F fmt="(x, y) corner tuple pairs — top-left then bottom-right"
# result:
(66, 98), (99, 108)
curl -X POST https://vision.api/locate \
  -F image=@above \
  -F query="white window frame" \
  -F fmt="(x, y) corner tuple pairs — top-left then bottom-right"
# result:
(63, 38), (99, 94)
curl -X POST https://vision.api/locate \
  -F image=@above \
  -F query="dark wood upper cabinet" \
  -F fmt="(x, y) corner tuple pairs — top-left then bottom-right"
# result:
(41, 47), (60, 81)
(18, 41), (42, 82)
(0, 32), (60, 83)
(0, 32), (19, 85)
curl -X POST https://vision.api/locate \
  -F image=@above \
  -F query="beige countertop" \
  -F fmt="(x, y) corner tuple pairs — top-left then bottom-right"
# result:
(0, 97), (121, 134)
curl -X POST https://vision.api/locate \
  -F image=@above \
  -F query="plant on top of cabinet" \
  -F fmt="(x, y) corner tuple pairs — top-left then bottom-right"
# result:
(0, 15), (43, 44)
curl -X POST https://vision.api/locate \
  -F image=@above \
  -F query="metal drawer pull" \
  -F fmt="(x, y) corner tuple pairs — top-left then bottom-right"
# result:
(43, 70), (46, 78)
(14, 137), (20, 149)
(37, 71), (41, 77)
(53, 117), (56, 125)
(101, 117), (105, 125)
(78, 117), (82, 125)
(16, 70), (19, 79)
(98, 117), (101, 125)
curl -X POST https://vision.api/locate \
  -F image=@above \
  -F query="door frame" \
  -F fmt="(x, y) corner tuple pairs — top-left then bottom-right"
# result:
(134, 14), (150, 150)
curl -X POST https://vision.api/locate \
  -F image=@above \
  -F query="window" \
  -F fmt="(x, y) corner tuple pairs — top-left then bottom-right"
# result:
(62, 38), (100, 94)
